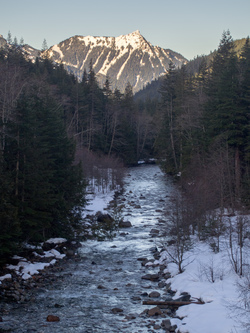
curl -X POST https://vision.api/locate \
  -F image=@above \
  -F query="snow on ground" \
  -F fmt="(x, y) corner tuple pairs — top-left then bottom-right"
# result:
(1, 189), (113, 284)
(7, 261), (53, 281)
(0, 274), (11, 282)
(159, 238), (249, 333)
(5, 248), (66, 281)
(45, 237), (67, 244)
(82, 189), (115, 218)
(84, 168), (250, 333)
(2, 167), (249, 333)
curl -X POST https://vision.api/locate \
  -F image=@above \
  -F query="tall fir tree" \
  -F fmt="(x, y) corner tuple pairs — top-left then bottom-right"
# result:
(157, 61), (179, 174)
(6, 84), (85, 242)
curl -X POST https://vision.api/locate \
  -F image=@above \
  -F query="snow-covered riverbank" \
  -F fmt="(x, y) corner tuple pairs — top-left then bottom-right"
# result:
(83, 165), (250, 333)
(0, 164), (249, 332)
(158, 233), (250, 333)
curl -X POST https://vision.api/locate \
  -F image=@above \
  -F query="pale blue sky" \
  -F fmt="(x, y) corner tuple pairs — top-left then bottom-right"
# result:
(0, 0), (249, 60)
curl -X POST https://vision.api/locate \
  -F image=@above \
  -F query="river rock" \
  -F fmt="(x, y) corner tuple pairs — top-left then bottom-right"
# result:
(161, 319), (171, 330)
(97, 285), (107, 289)
(141, 259), (152, 266)
(119, 220), (132, 228)
(137, 257), (148, 261)
(148, 306), (162, 316)
(119, 232), (129, 236)
(134, 204), (141, 209)
(149, 246), (158, 253)
(153, 253), (161, 260)
(125, 314), (136, 320)
(96, 212), (114, 223)
(149, 291), (161, 298)
(141, 292), (148, 297)
(163, 272), (171, 279)
(175, 292), (191, 302)
(111, 308), (123, 314)
(141, 273), (159, 281)
(42, 238), (67, 251)
(66, 249), (75, 257)
(154, 324), (161, 329)
(170, 324), (177, 332)
(150, 228), (160, 236)
(46, 315), (60, 322)
(158, 281), (167, 288)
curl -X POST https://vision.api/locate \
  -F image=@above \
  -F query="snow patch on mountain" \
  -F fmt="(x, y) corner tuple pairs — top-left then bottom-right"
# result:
(43, 31), (187, 93)
(51, 44), (64, 58)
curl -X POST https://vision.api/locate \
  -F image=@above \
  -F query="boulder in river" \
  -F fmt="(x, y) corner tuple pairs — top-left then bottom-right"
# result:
(150, 228), (160, 236)
(125, 314), (136, 320)
(111, 308), (123, 314)
(119, 220), (132, 228)
(161, 319), (171, 330)
(141, 273), (160, 281)
(46, 315), (60, 322)
(147, 306), (162, 316)
(96, 212), (114, 223)
(149, 291), (161, 298)
(175, 292), (191, 302)
(97, 285), (107, 290)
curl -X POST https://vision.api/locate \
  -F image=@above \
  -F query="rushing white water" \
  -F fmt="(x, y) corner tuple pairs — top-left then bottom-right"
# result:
(0, 164), (176, 332)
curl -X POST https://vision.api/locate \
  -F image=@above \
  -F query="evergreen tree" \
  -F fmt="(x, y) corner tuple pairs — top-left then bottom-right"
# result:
(107, 88), (122, 156)
(205, 30), (238, 142)
(118, 82), (137, 164)
(204, 31), (244, 204)
(238, 37), (250, 201)
(41, 38), (48, 51)
(7, 31), (12, 44)
(20, 37), (24, 46)
(0, 157), (20, 262)
(85, 59), (104, 151)
(6, 84), (85, 242)
(157, 61), (179, 174)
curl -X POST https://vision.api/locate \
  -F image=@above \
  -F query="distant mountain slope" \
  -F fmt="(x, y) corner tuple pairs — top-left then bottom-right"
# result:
(135, 37), (250, 100)
(0, 34), (40, 60)
(43, 31), (187, 93)
(0, 34), (7, 48)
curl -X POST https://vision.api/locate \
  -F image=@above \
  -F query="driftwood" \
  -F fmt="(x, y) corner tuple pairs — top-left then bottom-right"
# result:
(142, 300), (204, 307)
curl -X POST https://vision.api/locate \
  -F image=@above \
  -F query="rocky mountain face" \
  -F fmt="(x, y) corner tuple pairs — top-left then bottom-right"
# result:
(0, 31), (187, 93)
(0, 34), (40, 60)
(44, 31), (187, 93)
(0, 35), (7, 48)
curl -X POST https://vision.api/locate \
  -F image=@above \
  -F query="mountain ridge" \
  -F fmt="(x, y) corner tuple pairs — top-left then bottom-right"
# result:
(0, 31), (187, 92)
(43, 31), (188, 92)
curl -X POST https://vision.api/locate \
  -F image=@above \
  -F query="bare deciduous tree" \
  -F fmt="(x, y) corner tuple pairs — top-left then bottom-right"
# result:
(161, 192), (193, 273)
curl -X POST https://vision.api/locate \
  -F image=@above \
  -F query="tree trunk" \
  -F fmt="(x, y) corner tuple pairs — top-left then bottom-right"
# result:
(169, 98), (178, 171)
(235, 147), (241, 201)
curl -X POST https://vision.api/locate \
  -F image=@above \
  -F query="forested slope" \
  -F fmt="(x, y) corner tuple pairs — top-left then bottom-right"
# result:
(0, 31), (249, 262)
(142, 31), (250, 217)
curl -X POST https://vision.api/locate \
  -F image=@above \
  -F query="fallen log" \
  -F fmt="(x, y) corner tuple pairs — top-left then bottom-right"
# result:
(142, 300), (204, 307)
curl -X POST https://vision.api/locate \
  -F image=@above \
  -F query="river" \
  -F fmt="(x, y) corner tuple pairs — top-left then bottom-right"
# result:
(1, 164), (176, 332)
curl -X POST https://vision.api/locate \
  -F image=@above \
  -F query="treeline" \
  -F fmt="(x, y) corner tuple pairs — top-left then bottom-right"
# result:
(1, 31), (249, 261)
(0, 47), (86, 261)
(153, 31), (250, 215)
(0, 44), (157, 261)
(66, 60), (156, 165)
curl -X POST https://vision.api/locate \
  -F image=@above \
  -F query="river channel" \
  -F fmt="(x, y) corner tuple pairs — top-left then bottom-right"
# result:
(1, 164), (176, 332)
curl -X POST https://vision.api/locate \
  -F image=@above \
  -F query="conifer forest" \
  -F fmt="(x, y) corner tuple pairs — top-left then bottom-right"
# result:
(0, 31), (249, 262)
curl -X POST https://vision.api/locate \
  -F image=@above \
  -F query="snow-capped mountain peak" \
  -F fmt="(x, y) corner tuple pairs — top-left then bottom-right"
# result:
(46, 31), (188, 93)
